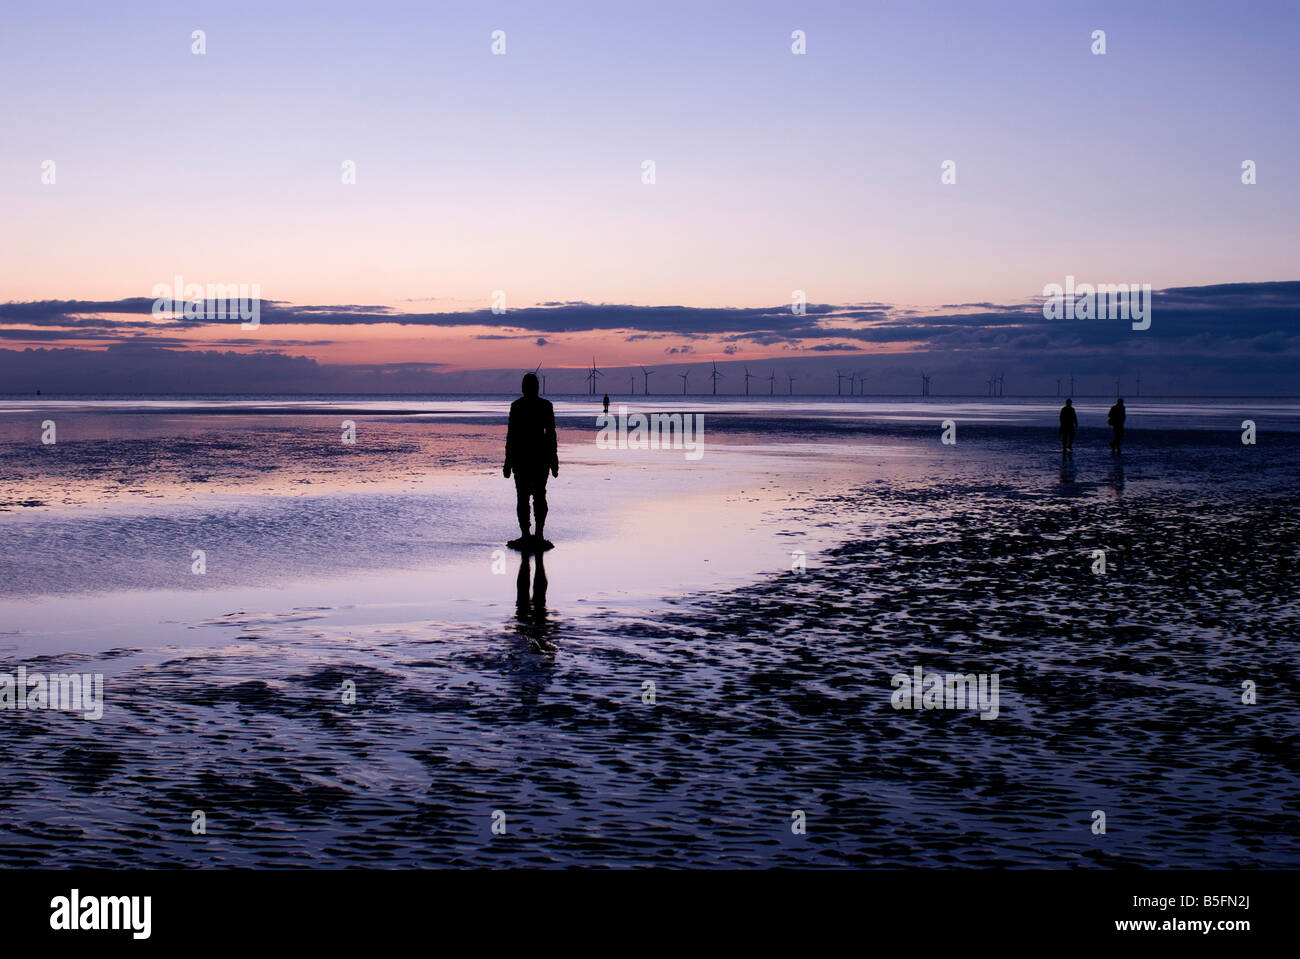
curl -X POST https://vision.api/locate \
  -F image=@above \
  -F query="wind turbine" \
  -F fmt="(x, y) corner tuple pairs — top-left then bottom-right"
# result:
(835, 369), (846, 396)
(768, 369), (777, 395)
(629, 374), (635, 394)
(996, 373), (1004, 397)
(787, 373), (797, 395)
(641, 366), (655, 394)
(857, 370), (868, 395)
(708, 361), (724, 395)
(679, 370), (690, 394)
(743, 366), (755, 396)
(587, 358), (603, 395)
(1056, 377), (1061, 397)
(1114, 376), (1121, 396)
(1135, 372), (1141, 397)
(921, 372), (931, 397)
(1069, 373), (1075, 396)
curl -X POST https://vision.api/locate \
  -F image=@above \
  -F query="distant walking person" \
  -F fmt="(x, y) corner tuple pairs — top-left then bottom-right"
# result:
(1107, 397), (1126, 453)
(1058, 398), (1077, 454)
(504, 373), (558, 550)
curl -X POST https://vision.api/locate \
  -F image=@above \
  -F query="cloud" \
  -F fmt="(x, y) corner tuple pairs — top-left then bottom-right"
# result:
(14, 283), (1297, 355)
(0, 297), (869, 343)
(3, 281), (1299, 393)
(0, 344), (446, 394)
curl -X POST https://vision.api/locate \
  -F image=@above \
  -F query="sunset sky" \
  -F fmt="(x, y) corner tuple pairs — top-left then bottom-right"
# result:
(1, 0), (1297, 392)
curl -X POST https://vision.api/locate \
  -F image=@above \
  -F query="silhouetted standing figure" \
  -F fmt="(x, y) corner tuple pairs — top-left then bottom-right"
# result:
(504, 372), (558, 549)
(1107, 397), (1126, 454)
(1059, 398), (1077, 454)
(602, 394), (610, 414)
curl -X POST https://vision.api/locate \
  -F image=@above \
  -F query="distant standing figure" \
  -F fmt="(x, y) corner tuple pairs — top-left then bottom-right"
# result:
(1058, 398), (1077, 454)
(602, 394), (610, 414)
(504, 373), (559, 549)
(1107, 397), (1126, 453)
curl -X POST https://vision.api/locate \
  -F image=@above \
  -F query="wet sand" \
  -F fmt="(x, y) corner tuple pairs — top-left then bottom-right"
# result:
(0, 397), (1297, 867)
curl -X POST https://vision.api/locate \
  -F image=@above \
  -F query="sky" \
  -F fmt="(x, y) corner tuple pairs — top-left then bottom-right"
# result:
(1, 0), (1297, 393)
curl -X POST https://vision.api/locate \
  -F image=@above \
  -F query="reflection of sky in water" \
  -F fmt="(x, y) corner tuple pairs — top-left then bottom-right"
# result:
(5, 395), (1300, 428)
(2, 397), (1296, 664)
(0, 420), (871, 658)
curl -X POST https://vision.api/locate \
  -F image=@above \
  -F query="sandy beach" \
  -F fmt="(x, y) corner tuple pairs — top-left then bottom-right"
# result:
(1, 396), (1297, 867)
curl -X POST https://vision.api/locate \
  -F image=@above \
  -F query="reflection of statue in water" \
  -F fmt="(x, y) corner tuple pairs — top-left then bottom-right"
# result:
(514, 551), (555, 653)
(1058, 455), (1076, 486)
(1108, 458), (1125, 495)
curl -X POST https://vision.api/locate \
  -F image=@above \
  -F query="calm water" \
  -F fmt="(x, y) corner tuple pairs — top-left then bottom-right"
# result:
(0, 396), (1297, 866)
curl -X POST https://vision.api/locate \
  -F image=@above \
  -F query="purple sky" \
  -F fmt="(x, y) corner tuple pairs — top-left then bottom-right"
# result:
(1, 1), (1297, 392)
